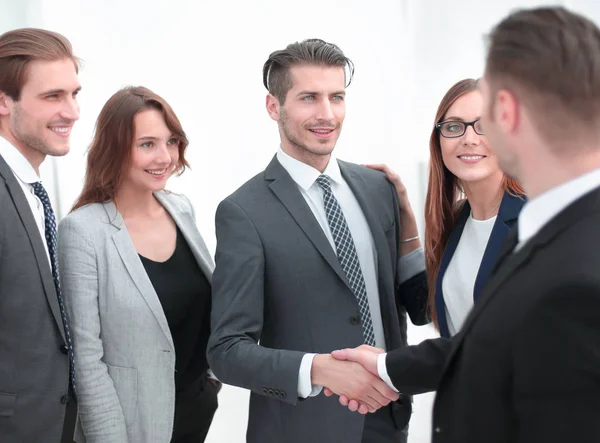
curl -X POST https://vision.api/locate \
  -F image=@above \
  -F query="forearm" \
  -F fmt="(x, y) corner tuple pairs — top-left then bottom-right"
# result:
(399, 207), (422, 256)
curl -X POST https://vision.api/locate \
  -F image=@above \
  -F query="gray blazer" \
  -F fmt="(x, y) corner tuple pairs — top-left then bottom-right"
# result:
(0, 154), (73, 443)
(208, 157), (428, 443)
(58, 191), (214, 443)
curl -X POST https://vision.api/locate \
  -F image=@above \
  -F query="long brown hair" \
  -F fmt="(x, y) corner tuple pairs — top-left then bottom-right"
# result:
(424, 78), (524, 329)
(72, 86), (189, 211)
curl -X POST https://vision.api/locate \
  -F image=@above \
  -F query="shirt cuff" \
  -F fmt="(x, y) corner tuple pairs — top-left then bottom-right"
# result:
(297, 353), (323, 398)
(398, 247), (425, 284)
(206, 369), (219, 381)
(377, 353), (399, 393)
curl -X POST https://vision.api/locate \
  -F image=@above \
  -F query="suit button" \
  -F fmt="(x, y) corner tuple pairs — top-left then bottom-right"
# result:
(262, 388), (268, 395)
(280, 391), (287, 399)
(434, 426), (442, 434)
(60, 395), (69, 405)
(267, 389), (274, 396)
(273, 390), (280, 398)
(350, 315), (361, 325)
(60, 345), (68, 355)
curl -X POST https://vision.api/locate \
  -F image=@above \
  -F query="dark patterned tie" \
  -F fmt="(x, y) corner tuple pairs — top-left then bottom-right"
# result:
(31, 182), (76, 394)
(316, 175), (376, 346)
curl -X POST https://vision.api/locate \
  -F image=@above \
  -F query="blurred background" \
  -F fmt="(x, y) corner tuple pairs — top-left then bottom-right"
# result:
(2, 0), (598, 441)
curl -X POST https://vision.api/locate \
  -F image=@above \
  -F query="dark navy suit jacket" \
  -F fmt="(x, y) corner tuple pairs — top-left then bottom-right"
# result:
(435, 192), (525, 337)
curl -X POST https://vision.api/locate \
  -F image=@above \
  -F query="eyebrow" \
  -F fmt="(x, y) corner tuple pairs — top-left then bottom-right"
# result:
(39, 86), (82, 96)
(137, 134), (175, 141)
(296, 90), (346, 97)
(442, 116), (480, 122)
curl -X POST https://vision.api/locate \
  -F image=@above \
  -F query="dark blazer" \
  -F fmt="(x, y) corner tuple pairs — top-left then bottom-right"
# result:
(389, 186), (600, 443)
(208, 156), (428, 443)
(0, 153), (75, 443)
(436, 192), (525, 337)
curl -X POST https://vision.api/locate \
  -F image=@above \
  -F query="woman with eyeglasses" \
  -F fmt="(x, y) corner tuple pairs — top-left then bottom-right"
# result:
(369, 78), (525, 338)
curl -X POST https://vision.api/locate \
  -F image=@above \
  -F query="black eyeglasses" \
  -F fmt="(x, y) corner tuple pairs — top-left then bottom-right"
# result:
(436, 119), (484, 138)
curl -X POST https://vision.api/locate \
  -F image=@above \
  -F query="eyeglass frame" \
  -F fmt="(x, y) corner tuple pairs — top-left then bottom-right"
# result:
(435, 119), (484, 138)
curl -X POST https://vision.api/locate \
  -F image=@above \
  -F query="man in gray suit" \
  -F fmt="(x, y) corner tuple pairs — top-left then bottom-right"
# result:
(208, 39), (428, 443)
(0, 29), (81, 443)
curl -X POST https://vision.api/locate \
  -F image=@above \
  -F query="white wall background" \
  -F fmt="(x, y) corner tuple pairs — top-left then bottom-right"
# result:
(3, 1), (599, 442)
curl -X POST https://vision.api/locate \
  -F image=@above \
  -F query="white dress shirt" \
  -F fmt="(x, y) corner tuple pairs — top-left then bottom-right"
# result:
(0, 136), (50, 263)
(275, 148), (425, 398)
(378, 167), (600, 392)
(443, 214), (496, 335)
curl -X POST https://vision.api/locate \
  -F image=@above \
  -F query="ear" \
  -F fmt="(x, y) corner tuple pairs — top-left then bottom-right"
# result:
(495, 89), (519, 134)
(0, 91), (12, 117)
(266, 93), (280, 121)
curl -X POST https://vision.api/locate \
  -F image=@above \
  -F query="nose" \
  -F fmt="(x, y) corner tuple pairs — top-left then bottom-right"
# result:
(463, 124), (480, 145)
(60, 95), (80, 122)
(316, 99), (334, 121)
(155, 142), (174, 165)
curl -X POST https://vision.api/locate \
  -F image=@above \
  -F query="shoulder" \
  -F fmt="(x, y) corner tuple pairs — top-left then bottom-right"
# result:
(58, 202), (112, 238)
(156, 189), (192, 213)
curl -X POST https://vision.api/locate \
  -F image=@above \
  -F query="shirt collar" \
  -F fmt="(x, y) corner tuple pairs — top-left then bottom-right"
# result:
(276, 147), (343, 190)
(0, 135), (40, 185)
(518, 168), (600, 245)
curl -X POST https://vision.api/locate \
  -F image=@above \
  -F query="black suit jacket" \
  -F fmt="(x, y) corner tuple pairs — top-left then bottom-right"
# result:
(388, 186), (600, 443)
(0, 153), (75, 443)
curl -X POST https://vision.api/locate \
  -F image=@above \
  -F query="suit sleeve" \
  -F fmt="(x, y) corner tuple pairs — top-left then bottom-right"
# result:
(385, 336), (453, 395)
(389, 182), (430, 326)
(58, 217), (128, 443)
(207, 198), (305, 405)
(513, 281), (600, 443)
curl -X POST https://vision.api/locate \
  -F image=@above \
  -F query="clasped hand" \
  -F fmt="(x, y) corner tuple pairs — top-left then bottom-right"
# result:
(314, 345), (395, 415)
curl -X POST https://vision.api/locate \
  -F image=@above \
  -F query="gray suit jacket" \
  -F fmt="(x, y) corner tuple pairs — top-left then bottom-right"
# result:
(58, 191), (214, 443)
(208, 157), (428, 443)
(0, 155), (73, 443)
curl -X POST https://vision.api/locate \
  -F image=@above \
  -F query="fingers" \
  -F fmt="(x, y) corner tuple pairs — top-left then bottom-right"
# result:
(324, 387), (333, 397)
(356, 344), (385, 354)
(372, 377), (400, 403)
(363, 163), (389, 174)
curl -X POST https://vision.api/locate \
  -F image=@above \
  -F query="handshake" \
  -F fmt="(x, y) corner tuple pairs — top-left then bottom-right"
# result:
(311, 345), (397, 415)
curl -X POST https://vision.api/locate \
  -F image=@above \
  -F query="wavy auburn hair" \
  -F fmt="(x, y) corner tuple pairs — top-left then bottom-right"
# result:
(424, 78), (524, 329)
(72, 86), (189, 211)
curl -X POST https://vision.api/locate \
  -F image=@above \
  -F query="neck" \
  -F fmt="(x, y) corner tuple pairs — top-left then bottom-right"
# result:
(113, 186), (163, 219)
(0, 130), (45, 174)
(522, 150), (600, 199)
(461, 172), (505, 220)
(280, 141), (331, 173)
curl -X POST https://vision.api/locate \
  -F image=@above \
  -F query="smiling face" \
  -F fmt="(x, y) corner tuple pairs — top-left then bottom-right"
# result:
(121, 108), (180, 194)
(0, 58), (80, 170)
(439, 90), (503, 186)
(267, 64), (346, 166)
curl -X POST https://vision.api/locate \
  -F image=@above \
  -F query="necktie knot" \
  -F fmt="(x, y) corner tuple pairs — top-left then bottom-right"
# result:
(316, 175), (332, 192)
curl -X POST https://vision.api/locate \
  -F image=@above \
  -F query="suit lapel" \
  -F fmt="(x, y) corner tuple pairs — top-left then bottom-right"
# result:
(0, 154), (66, 342)
(339, 162), (394, 292)
(266, 156), (353, 291)
(155, 192), (214, 283)
(105, 202), (175, 350)
(473, 193), (525, 301)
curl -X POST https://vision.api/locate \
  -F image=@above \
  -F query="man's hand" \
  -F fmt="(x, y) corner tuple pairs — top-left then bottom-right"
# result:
(312, 353), (398, 415)
(324, 345), (387, 413)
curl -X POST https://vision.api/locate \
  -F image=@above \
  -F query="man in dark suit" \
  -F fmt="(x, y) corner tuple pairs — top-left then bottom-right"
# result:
(330, 6), (600, 443)
(207, 39), (429, 443)
(0, 29), (81, 443)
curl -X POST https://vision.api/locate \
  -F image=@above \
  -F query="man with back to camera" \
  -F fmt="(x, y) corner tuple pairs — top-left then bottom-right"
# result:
(207, 38), (429, 443)
(330, 6), (600, 443)
(0, 28), (81, 443)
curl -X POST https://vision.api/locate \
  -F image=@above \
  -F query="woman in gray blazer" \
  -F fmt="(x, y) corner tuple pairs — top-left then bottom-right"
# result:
(58, 86), (218, 443)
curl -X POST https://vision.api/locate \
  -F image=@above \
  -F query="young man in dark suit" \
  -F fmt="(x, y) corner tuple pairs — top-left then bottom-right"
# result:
(0, 28), (81, 443)
(208, 39), (429, 443)
(331, 6), (600, 443)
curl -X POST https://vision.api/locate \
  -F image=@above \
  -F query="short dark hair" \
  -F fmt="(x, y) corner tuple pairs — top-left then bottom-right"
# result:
(0, 28), (80, 101)
(262, 38), (354, 104)
(485, 7), (600, 146)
